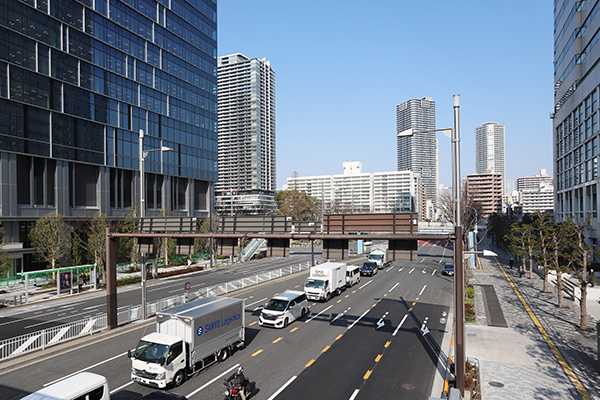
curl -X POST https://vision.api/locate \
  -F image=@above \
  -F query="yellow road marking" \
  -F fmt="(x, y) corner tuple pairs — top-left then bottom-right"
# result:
(352, 290), (357, 293)
(322, 345), (330, 353)
(412, 302), (416, 306)
(416, 297), (419, 301)
(372, 303), (377, 307)
(408, 308), (412, 312)
(273, 337), (282, 344)
(337, 299), (342, 303)
(364, 370), (372, 380)
(249, 321), (258, 326)
(383, 293), (387, 297)
(384, 341), (391, 348)
(336, 334), (343, 340)
(290, 327), (299, 333)
(252, 349), (263, 357)
(306, 359), (316, 367)
(495, 257), (591, 400)
(375, 354), (382, 362)
(345, 295), (350, 298)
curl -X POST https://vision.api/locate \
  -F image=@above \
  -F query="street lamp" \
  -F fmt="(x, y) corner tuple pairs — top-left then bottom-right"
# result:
(397, 94), (465, 394)
(138, 129), (173, 319)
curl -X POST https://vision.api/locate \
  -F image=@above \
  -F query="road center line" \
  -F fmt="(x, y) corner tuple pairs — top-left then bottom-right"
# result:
(305, 305), (333, 323)
(187, 364), (239, 398)
(393, 314), (408, 336)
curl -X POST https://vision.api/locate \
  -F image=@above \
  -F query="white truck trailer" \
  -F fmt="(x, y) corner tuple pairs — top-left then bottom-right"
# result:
(304, 262), (346, 301)
(129, 296), (245, 389)
(368, 248), (391, 269)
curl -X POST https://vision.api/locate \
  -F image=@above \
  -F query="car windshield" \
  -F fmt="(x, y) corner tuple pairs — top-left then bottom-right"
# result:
(444, 265), (454, 270)
(363, 262), (376, 269)
(133, 340), (169, 363)
(369, 254), (383, 260)
(305, 278), (325, 288)
(265, 298), (289, 311)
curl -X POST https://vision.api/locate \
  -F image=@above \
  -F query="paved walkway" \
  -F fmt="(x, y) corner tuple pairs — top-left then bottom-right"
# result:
(467, 239), (600, 400)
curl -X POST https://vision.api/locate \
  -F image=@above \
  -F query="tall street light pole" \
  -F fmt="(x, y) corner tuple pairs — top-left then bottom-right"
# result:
(138, 129), (173, 319)
(397, 94), (465, 395)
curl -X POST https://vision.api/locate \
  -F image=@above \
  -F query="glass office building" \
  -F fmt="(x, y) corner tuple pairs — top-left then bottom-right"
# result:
(0, 0), (218, 273)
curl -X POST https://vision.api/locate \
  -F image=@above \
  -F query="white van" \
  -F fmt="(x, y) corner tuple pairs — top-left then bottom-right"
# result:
(259, 290), (309, 328)
(346, 265), (361, 287)
(21, 372), (110, 400)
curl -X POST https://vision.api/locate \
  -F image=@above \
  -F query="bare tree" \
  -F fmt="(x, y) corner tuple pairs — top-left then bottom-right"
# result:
(548, 223), (572, 308)
(71, 212), (108, 278)
(531, 211), (553, 293)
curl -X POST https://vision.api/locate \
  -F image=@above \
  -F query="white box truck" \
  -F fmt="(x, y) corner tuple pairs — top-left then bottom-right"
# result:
(129, 296), (245, 389)
(304, 262), (346, 301)
(368, 248), (391, 269)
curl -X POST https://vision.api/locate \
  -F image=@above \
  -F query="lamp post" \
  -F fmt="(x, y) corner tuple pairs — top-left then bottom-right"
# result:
(138, 129), (173, 319)
(397, 94), (465, 394)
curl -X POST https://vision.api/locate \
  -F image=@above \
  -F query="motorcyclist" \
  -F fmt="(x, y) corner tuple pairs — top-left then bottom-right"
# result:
(227, 366), (247, 400)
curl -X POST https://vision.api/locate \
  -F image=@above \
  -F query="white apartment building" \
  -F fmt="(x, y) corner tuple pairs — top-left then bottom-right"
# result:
(520, 182), (555, 214)
(476, 122), (506, 179)
(285, 162), (424, 218)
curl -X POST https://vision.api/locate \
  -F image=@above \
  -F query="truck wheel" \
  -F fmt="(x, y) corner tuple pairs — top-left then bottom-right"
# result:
(173, 370), (185, 387)
(219, 347), (229, 361)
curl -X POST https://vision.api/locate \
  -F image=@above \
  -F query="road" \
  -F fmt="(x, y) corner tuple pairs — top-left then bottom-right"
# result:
(0, 250), (320, 340)
(0, 240), (454, 400)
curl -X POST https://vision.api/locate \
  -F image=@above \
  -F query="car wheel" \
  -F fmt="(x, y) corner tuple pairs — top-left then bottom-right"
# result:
(173, 370), (185, 387)
(301, 308), (307, 318)
(283, 318), (289, 328)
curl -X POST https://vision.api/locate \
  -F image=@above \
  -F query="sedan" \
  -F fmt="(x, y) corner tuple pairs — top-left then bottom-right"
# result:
(360, 262), (378, 277)
(442, 263), (454, 276)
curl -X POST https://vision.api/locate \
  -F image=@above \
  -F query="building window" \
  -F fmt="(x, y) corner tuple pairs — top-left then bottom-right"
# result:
(109, 168), (133, 209)
(16, 155), (55, 206)
(171, 176), (187, 211)
(194, 180), (208, 211)
(70, 162), (98, 207)
(145, 172), (163, 210)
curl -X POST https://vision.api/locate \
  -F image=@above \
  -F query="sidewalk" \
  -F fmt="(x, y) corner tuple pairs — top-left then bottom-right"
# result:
(467, 239), (600, 400)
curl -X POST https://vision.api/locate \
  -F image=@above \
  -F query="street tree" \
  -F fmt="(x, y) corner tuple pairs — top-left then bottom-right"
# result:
(29, 212), (71, 270)
(530, 211), (554, 293)
(505, 222), (529, 274)
(548, 222), (572, 308)
(0, 218), (10, 278)
(196, 214), (219, 255)
(71, 212), (108, 279)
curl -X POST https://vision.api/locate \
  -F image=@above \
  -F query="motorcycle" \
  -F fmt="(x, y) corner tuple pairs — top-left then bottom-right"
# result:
(223, 378), (256, 399)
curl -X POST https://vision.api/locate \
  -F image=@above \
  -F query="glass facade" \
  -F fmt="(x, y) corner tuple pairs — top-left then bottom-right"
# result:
(0, 0), (218, 273)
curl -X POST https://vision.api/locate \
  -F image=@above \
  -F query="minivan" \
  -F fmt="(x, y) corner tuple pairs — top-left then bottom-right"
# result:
(21, 372), (110, 400)
(346, 265), (361, 287)
(258, 290), (309, 328)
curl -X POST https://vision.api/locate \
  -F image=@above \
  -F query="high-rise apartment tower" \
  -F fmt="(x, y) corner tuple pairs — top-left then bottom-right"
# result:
(397, 97), (438, 204)
(0, 0), (218, 275)
(216, 54), (276, 214)
(475, 122), (505, 178)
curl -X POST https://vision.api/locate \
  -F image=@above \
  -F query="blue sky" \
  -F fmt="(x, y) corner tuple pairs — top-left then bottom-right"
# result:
(217, 1), (554, 189)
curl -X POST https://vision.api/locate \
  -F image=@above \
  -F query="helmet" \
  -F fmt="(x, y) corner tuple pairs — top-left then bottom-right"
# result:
(237, 366), (243, 374)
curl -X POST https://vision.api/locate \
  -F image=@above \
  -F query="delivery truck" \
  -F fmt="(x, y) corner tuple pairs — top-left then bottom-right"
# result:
(129, 296), (245, 389)
(304, 262), (346, 301)
(368, 248), (391, 269)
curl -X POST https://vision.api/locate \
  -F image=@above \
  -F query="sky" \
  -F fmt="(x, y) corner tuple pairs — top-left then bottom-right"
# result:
(217, 1), (554, 189)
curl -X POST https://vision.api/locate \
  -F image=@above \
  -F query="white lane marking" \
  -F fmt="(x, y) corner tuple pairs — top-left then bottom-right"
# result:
(246, 297), (268, 308)
(409, 268), (415, 274)
(45, 352), (127, 386)
(386, 266), (394, 272)
(332, 307), (351, 322)
(420, 258), (425, 263)
(398, 267), (404, 272)
(419, 285), (427, 296)
(359, 280), (372, 289)
(432, 269), (436, 275)
(111, 381), (134, 394)
(349, 389), (360, 400)
(83, 305), (100, 311)
(348, 309), (371, 330)
(389, 282), (400, 292)
(393, 314), (409, 336)
(305, 305), (333, 323)
(268, 375), (297, 400)
(187, 364), (240, 398)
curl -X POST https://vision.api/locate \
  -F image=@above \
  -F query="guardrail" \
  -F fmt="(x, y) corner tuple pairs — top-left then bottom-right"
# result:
(0, 260), (317, 361)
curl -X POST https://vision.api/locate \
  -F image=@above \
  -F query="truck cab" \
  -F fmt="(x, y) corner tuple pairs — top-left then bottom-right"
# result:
(131, 332), (186, 388)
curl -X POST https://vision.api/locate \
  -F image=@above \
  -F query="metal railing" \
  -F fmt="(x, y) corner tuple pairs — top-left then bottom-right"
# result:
(0, 260), (317, 361)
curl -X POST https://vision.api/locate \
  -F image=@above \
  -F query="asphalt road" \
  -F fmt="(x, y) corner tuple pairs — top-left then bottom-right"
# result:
(0, 251), (321, 340)
(0, 240), (454, 400)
